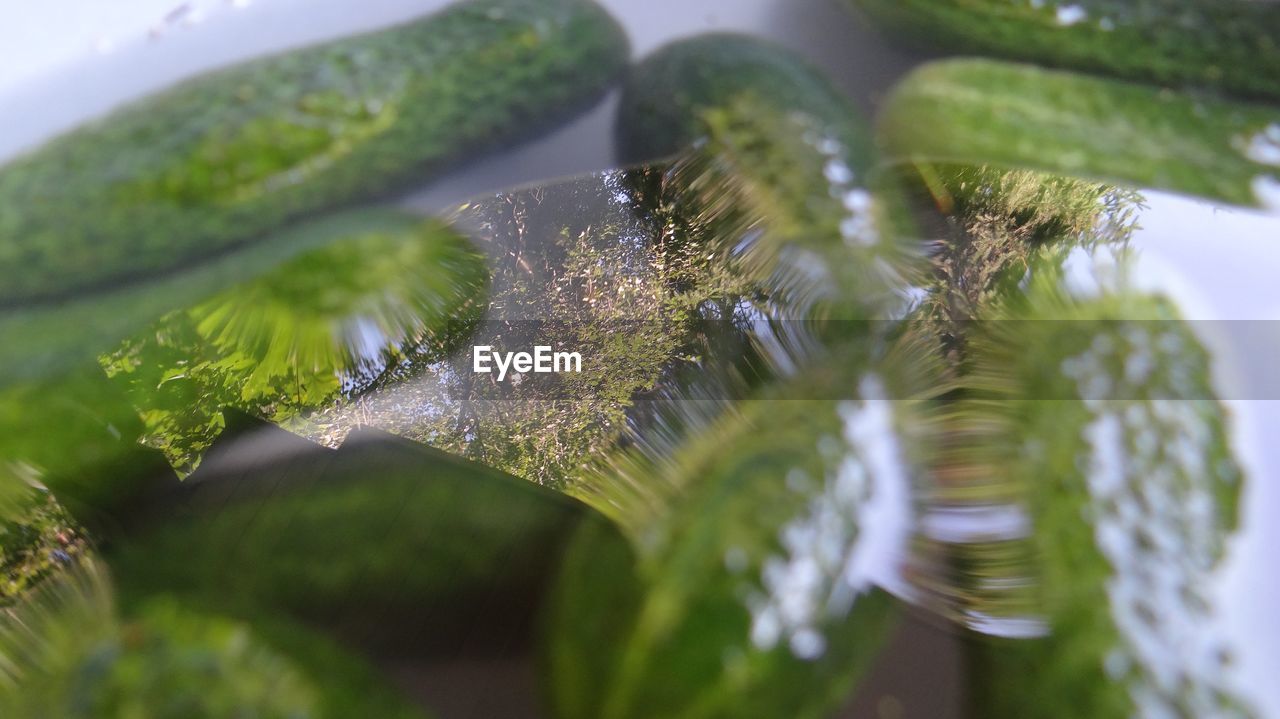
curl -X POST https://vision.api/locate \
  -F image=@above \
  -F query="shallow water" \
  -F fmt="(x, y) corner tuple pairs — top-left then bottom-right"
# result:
(2, 0), (1280, 716)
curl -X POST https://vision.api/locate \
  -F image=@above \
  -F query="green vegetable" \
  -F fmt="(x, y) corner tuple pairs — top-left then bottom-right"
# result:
(878, 59), (1280, 210)
(544, 347), (927, 719)
(541, 518), (645, 719)
(0, 560), (428, 719)
(848, 0), (1280, 103)
(1, 211), (485, 522)
(616, 34), (865, 165)
(942, 269), (1250, 717)
(0, 210), (486, 391)
(101, 424), (613, 659)
(0, 365), (163, 527)
(0, 0), (627, 304)
(619, 35), (919, 322)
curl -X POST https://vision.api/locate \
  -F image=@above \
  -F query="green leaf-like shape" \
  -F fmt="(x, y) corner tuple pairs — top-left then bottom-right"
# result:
(1, 212), (486, 516)
(101, 211), (486, 474)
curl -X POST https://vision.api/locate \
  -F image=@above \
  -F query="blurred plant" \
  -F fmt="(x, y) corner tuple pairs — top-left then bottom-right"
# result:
(0, 560), (320, 719)
(545, 339), (940, 719)
(0, 493), (87, 607)
(0, 1), (1271, 715)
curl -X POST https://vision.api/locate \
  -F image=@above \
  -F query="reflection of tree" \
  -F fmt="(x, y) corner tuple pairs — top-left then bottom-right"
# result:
(305, 170), (761, 488)
(98, 215), (487, 475)
(909, 164), (1144, 365)
(100, 313), (336, 476)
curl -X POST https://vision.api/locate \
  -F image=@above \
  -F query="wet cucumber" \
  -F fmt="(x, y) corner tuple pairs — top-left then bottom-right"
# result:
(0, 211), (487, 525)
(848, 0), (1280, 103)
(879, 59), (1280, 210)
(0, 210), (486, 390)
(616, 33), (866, 166)
(617, 35), (918, 322)
(944, 272), (1250, 718)
(0, 0), (627, 304)
(544, 346), (921, 719)
(103, 426), (607, 661)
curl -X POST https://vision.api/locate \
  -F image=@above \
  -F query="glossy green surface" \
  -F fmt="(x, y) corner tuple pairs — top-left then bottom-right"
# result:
(879, 59), (1280, 210)
(616, 33), (866, 166)
(850, 0), (1280, 102)
(0, 0), (626, 304)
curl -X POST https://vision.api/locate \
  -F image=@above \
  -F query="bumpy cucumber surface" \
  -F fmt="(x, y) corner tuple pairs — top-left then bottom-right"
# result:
(850, 0), (1280, 103)
(105, 429), (603, 659)
(616, 33), (868, 167)
(0, 0), (626, 304)
(950, 275), (1248, 718)
(879, 59), (1280, 210)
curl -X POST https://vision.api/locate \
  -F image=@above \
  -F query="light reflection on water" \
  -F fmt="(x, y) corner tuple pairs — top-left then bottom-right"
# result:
(2, 1), (1280, 716)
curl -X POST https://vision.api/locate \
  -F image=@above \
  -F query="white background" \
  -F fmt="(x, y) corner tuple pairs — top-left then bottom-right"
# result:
(1, 0), (1276, 713)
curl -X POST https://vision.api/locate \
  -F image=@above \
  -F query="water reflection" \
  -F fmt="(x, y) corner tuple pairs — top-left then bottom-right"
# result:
(297, 168), (772, 488)
(917, 270), (1250, 716)
(0, 135), (1276, 719)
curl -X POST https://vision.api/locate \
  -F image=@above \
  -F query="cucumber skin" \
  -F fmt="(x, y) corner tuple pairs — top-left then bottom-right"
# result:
(879, 59), (1280, 209)
(617, 34), (920, 322)
(0, 211), (479, 390)
(0, 0), (627, 304)
(850, 0), (1280, 103)
(955, 290), (1247, 718)
(616, 33), (870, 167)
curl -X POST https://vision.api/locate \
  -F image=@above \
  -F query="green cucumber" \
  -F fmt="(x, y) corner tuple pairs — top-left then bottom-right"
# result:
(941, 269), (1249, 718)
(0, 210), (486, 391)
(619, 35), (919, 322)
(544, 344), (930, 719)
(103, 428), (610, 659)
(1, 211), (487, 519)
(848, 0), (1280, 103)
(616, 34), (866, 166)
(0, 562), (431, 719)
(879, 59), (1280, 210)
(0, 0), (626, 304)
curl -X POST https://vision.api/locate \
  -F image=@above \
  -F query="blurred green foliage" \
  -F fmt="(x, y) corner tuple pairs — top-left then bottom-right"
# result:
(100, 213), (486, 475)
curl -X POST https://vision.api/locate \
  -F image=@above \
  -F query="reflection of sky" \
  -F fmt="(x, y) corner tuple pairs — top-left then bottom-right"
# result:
(3, 0), (1278, 714)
